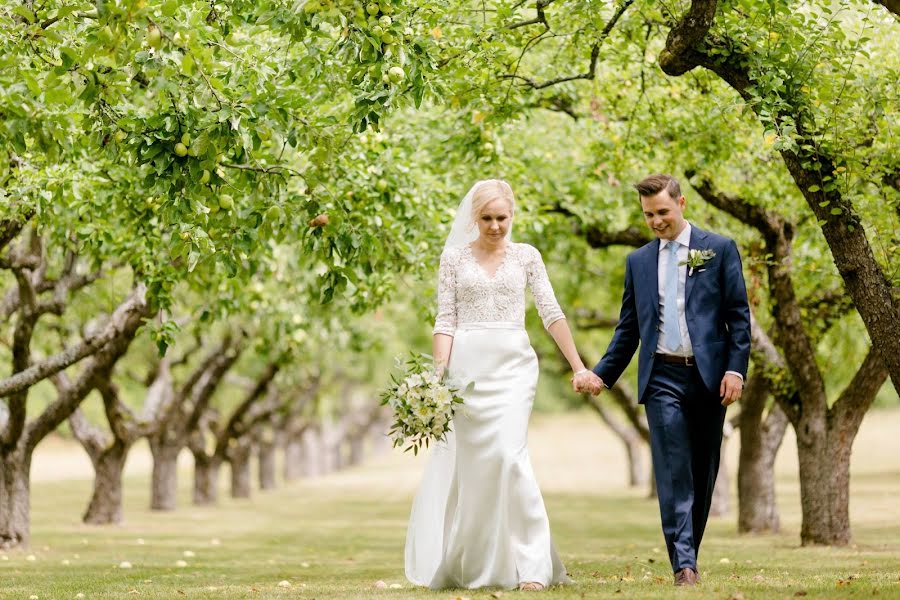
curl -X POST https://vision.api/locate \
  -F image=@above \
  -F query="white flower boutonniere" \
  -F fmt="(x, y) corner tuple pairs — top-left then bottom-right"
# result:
(680, 249), (716, 276)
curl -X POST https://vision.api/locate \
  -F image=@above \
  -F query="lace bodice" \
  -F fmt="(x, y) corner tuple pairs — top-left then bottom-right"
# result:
(433, 242), (565, 336)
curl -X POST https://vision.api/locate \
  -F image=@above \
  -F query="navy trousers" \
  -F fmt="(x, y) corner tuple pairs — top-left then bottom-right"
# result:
(644, 358), (726, 572)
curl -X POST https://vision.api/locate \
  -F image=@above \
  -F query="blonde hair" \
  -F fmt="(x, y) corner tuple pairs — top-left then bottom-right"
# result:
(470, 179), (515, 222)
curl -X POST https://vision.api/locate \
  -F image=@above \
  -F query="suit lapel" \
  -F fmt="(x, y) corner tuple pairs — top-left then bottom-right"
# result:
(641, 240), (660, 321)
(685, 225), (707, 304)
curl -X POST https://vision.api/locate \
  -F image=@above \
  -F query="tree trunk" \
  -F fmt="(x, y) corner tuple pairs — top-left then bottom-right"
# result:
(738, 377), (789, 533)
(284, 436), (304, 481)
(301, 426), (323, 477)
(149, 440), (180, 511)
(710, 432), (730, 518)
(258, 441), (276, 490)
(0, 449), (31, 549)
(230, 445), (252, 498)
(323, 429), (343, 473)
(348, 433), (365, 466)
(369, 417), (392, 456)
(795, 414), (852, 545)
(583, 393), (648, 487)
(792, 347), (890, 545)
(192, 455), (220, 506)
(83, 441), (127, 524)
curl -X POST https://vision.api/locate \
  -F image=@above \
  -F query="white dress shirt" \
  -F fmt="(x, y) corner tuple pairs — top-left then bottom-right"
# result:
(655, 222), (693, 356)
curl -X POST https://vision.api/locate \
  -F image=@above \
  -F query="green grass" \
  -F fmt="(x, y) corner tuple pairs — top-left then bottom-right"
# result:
(3, 411), (900, 599)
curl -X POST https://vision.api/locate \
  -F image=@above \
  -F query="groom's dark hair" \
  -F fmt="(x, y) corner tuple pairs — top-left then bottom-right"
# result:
(634, 174), (681, 200)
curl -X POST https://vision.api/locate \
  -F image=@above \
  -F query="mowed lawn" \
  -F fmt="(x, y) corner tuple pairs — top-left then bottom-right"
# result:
(3, 409), (900, 599)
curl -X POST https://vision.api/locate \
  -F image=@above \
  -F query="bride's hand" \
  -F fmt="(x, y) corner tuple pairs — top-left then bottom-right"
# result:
(572, 370), (603, 395)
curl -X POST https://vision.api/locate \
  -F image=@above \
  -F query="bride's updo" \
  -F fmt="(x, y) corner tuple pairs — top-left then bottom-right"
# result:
(470, 179), (515, 222)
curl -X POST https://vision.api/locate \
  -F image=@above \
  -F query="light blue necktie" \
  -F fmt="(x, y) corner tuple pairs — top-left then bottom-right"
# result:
(663, 241), (681, 352)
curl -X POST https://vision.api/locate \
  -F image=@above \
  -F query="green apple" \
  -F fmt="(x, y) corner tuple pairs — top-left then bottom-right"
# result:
(174, 142), (188, 157)
(388, 66), (405, 83)
(366, 3), (380, 16)
(147, 25), (162, 49)
(266, 205), (283, 221)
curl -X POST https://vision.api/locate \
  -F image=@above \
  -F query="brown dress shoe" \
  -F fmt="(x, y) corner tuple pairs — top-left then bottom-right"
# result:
(674, 568), (699, 586)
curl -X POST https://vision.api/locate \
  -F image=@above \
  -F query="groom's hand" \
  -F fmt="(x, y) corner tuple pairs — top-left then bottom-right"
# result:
(573, 371), (604, 395)
(719, 373), (743, 406)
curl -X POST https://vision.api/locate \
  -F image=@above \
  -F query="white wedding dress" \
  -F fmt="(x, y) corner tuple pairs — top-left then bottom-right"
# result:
(405, 242), (571, 590)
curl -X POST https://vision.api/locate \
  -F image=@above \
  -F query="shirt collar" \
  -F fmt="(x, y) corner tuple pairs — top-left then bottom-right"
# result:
(661, 221), (692, 251)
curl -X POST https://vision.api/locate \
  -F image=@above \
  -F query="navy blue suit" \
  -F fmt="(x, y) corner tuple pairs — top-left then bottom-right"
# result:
(593, 225), (751, 572)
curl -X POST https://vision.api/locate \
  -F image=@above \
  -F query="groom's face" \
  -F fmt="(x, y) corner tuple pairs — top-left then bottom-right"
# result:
(640, 190), (687, 241)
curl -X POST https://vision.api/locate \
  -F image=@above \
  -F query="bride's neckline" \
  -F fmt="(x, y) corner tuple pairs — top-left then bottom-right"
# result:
(465, 242), (511, 279)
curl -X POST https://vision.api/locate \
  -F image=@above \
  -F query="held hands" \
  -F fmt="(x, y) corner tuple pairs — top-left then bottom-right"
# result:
(572, 369), (604, 395)
(720, 373), (743, 406)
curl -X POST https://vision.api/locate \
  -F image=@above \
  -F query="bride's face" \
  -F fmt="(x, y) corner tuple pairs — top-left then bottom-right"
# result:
(476, 198), (512, 243)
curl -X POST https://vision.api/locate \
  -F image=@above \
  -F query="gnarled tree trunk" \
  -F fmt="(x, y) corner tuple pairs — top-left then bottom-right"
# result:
(82, 441), (127, 524)
(0, 450), (31, 549)
(737, 374), (789, 533)
(301, 425), (324, 477)
(149, 439), (180, 511)
(283, 434), (304, 481)
(229, 443), (252, 499)
(258, 438), (277, 490)
(192, 453), (220, 505)
(710, 424), (732, 518)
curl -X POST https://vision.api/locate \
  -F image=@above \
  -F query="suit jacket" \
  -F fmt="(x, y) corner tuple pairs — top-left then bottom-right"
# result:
(593, 225), (751, 403)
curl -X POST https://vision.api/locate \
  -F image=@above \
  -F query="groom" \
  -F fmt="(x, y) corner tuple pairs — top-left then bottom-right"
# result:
(574, 174), (750, 586)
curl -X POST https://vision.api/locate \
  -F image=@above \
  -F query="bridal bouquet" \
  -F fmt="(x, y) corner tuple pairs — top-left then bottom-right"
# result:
(380, 353), (468, 455)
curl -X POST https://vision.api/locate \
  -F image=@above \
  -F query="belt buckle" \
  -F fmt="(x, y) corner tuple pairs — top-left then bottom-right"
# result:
(682, 355), (694, 366)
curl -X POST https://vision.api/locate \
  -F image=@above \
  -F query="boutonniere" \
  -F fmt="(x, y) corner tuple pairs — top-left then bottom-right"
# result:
(680, 249), (716, 276)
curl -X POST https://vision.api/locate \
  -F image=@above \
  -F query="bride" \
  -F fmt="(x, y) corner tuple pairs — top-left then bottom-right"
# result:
(404, 180), (600, 591)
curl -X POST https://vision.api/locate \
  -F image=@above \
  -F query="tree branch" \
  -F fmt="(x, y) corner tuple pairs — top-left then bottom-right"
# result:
(831, 345), (889, 436)
(24, 284), (152, 451)
(548, 202), (652, 248)
(502, 0), (634, 89)
(0, 285), (151, 400)
(67, 406), (108, 459)
(0, 210), (33, 253)
(508, 0), (557, 30)
(688, 174), (827, 407)
(214, 362), (280, 461)
(2, 255), (42, 449)
(658, 0), (718, 76)
(872, 0), (900, 19)
(572, 308), (620, 329)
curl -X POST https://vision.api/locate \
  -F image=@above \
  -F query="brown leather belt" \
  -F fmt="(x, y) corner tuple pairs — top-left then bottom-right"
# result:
(655, 353), (696, 367)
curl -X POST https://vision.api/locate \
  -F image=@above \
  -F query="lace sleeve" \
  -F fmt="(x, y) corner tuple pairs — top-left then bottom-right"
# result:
(433, 249), (458, 336)
(524, 245), (565, 329)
